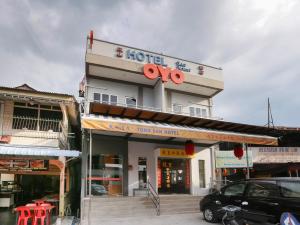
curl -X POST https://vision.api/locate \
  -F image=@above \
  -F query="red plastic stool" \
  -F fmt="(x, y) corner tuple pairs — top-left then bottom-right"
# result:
(16, 206), (32, 225)
(41, 203), (52, 225)
(32, 206), (47, 225)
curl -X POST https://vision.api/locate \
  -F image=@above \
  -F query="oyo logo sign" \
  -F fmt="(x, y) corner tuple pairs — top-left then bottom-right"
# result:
(143, 64), (184, 84)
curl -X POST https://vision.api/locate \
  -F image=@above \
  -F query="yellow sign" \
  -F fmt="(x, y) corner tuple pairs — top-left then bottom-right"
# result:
(81, 118), (278, 146)
(160, 148), (192, 158)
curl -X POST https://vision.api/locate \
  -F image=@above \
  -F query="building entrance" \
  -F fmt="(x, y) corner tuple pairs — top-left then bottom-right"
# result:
(157, 158), (190, 194)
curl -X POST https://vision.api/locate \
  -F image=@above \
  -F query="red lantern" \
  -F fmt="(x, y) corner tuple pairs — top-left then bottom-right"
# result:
(223, 169), (228, 176)
(233, 144), (244, 160)
(185, 140), (195, 155)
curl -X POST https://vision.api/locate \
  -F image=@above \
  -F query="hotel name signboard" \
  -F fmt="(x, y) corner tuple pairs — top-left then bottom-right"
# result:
(82, 118), (278, 146)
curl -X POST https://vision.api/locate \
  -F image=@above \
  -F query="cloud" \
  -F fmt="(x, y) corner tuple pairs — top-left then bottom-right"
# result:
(0, 0), (299, 126)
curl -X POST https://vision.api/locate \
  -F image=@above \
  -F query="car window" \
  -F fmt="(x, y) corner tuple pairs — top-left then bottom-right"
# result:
(279, 181), (300, 198)
(247, 182), (280, 197)
(223, 183), (246, 196)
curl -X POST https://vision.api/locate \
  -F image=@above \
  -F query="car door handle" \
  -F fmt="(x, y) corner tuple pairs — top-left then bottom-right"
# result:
(234, 199), (242, 203)
(269, 202), (279, 206)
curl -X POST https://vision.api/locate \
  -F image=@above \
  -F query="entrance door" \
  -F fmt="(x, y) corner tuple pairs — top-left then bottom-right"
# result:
(158, 158), (190, 194)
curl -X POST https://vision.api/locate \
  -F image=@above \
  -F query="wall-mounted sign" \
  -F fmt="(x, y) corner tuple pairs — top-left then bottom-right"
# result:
(160, 148), (193, 158)
(175, 61), (191, 73)
(215, 151), (253, 168)
(0, 159), (49, 171)
(250, 147), (300, 163)
(125, 49), (168, 66)
(143, 64), (185, 84)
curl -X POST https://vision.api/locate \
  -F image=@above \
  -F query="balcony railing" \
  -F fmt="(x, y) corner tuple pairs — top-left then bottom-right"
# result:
(12, 116), (61, 132)
(0, 115), (75, 150)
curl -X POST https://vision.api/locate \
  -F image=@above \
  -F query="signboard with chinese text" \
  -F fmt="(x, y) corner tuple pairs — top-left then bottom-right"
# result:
(0, 159), (49, 172)
(250, 147), (300, 163)
(160, 148), (192, 158)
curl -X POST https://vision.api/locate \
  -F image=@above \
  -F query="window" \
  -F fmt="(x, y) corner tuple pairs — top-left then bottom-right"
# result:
(173, 104), (182, 114)
(199, 160), (205, 188)
(189, 107), (195, 117)
(202, 109), (208, 118)
(196, 108), (201, 117)
(102, 94), (109, 104)
(247, 182), (280, 198)
(110, 95), (118, 105)
(126, 97), (137, 107)
(189, 106), (208, 118)
(94, 93), (100, 102)
(279, 181), (300, 198)
(13, 102), (62, 132)
(223, 183), (246, 196)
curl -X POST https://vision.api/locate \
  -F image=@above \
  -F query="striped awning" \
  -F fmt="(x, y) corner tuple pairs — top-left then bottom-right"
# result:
(0, 145), (80, 157)
(81, 115), (278, 146)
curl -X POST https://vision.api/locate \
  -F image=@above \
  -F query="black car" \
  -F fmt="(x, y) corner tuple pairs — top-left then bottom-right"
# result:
(200, 178), (300, 224)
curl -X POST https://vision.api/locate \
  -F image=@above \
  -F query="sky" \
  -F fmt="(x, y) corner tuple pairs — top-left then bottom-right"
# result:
(0, 0), (299, 127)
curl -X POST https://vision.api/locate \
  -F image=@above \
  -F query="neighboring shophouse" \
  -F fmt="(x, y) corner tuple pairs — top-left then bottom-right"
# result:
(217, 127), (300, 181)
(0, 84), (80, 217)
(79, 34), (278, 209)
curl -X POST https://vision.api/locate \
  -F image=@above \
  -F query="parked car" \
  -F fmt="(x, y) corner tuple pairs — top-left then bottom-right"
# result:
(200, 178), (300, 224)
(91, 184), (108, 196)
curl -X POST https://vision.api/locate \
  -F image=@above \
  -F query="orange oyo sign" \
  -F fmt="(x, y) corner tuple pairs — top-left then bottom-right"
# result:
(143, 64), (185, 84)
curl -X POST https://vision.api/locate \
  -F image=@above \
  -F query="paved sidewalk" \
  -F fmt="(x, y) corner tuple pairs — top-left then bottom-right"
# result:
(88, 213), (217, 225)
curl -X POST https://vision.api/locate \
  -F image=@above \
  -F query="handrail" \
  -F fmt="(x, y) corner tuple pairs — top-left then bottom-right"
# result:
(147, 179), (160, 216)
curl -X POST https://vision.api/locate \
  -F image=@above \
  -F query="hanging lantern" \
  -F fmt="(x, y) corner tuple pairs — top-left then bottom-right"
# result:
(185, 140), (195, 155)
(223, 169), (228, 176)
(233, 144), (244, 160)
(233, 169), (237, 174)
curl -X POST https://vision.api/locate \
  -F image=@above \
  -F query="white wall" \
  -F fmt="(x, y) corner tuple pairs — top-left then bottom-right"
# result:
(170, 92), (211, 116)
(191, 147), (212, 196)
(128, 142), (157, 196)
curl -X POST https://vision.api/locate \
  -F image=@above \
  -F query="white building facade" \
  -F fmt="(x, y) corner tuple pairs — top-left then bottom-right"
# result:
(80, 35), (277, 200)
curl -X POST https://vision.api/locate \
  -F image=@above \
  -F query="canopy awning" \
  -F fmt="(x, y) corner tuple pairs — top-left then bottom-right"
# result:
(81, 115), (278, 146)
(0, 145), (80, 157)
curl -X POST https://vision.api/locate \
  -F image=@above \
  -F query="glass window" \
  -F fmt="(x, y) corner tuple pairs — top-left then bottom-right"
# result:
(223, 183), (246, 196)
(202, 109), (208, 118)
(126, 97), (137, 107)
(189, 107), (195, 117)
(94, 93), (100, 102)
(102, 94), (109, 104)
(173, 104), (182, 114)
(196, 108), (201, 117)
(199, 160), (205, 188)
(247, 182), (280, 197)
(110, 95), (118, 105)
(280, 181), (300, 198)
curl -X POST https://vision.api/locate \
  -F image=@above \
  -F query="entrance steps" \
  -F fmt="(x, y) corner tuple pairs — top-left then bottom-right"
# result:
(159, 195), (202, 215)
(81, 197), (156, 225)
(81, 195), (202, 225)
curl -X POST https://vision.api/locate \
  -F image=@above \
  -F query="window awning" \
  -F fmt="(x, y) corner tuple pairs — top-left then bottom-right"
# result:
(0, 145), (80, 157)
(81, 115), (278, 146)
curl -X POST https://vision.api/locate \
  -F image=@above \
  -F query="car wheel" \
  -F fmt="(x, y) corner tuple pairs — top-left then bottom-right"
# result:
(203, 207), (218, 223)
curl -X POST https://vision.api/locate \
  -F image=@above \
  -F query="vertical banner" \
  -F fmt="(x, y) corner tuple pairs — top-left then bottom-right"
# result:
(157, 159), (161, 189)
(185, 160), (190, 190)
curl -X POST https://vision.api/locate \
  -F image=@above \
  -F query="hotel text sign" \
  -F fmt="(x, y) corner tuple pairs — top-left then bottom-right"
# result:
(115, 47), (204, 75)
(143, 64), (185, 84)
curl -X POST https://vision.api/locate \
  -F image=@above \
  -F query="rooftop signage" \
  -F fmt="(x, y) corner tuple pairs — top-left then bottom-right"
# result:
(143, 64), (185, 84)
(115, 46), (205, 76)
